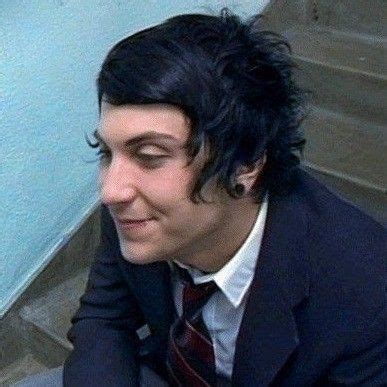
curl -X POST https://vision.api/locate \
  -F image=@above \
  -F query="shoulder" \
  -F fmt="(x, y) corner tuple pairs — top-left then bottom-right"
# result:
(289, 169), (386, 329)
(272, 169), (385, 260)
(289, 168), (385, 242)
(293, 169), (386, 258)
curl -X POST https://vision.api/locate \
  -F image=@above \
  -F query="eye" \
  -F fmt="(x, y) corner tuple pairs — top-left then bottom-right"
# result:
(137, 145), (168, 158)
(136, 145), (169, 168)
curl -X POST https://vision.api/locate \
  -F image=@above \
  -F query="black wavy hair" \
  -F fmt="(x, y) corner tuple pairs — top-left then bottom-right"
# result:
(97, 8), (306, 203)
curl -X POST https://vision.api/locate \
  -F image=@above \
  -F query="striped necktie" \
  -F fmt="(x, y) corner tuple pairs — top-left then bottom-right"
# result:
(166, 265), (218, 386)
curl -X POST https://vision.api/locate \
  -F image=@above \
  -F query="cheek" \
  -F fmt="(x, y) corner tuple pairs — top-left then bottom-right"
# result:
(145, 168), (196, 208)
(143, 162), (221, 231)
(165, 200), (222, 241)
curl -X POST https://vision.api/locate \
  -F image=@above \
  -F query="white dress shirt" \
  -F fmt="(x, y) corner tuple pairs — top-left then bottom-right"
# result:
(171, 195), (268, 379)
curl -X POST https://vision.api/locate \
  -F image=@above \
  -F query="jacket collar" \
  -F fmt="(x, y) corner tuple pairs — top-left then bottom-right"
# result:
(232, 183), (311, 386)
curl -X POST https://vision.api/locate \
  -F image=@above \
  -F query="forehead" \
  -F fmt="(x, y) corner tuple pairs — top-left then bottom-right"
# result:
(99, 102), (191, 144)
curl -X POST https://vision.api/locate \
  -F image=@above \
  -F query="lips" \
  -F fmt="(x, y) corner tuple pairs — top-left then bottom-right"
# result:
(117, 218), (153, 223)
(115, 217), (155, 232)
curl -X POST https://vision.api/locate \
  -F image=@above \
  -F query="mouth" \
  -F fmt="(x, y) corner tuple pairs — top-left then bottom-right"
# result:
(115, 217), (155, 231)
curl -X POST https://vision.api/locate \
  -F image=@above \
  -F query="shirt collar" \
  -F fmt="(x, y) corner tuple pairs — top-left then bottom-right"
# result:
(175, 194), (269, 308)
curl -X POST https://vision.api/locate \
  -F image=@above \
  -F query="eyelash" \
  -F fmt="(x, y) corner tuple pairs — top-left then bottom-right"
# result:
(96, 148), (111, 160)
(86, 133), (168, 168)
(95, 146), (167, 168)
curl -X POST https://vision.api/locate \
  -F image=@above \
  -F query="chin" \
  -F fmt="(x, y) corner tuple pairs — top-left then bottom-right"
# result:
(118, 239), (163, 265)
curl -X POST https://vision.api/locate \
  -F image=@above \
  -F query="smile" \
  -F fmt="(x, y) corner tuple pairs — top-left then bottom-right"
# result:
(116, 218), (155, 231)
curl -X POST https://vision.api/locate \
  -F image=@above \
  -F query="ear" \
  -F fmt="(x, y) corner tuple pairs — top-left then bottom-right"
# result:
(235, 154), (266, 193)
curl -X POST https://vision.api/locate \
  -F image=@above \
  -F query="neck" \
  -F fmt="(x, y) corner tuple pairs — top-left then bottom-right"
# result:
(179, 198), (262, 273)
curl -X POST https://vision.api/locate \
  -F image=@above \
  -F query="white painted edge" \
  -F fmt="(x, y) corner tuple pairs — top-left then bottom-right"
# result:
(303, 161), (386, 194)
(0, 192), (101, 318)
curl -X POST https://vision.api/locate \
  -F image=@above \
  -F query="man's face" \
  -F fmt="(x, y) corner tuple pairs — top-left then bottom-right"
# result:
(98, 103), (234, 266)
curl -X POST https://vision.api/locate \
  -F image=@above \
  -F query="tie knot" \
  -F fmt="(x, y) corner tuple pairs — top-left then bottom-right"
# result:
(183, 279), (218, 319)
(173, 264), (219, 318)
(183, 281), (218, 320)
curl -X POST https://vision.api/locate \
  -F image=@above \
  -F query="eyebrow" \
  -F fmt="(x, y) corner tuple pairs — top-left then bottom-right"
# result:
(94, 130), (179, 148)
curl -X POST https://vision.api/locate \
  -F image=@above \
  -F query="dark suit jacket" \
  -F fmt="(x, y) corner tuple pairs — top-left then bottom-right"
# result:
(63, 170), (386, 386)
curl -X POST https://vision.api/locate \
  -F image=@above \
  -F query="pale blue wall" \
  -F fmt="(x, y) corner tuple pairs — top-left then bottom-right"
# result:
(0, 0), (270, 316)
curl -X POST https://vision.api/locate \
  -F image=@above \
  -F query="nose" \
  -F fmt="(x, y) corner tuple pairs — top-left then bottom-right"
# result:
(100, 158), (137, 206)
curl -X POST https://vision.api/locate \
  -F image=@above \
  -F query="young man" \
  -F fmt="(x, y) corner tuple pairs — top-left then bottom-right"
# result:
(64, 9), (386, 386)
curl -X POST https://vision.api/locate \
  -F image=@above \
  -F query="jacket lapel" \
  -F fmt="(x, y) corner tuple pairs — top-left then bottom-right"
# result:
(233, 186), (311, 386)
(130, 261), (175, 356)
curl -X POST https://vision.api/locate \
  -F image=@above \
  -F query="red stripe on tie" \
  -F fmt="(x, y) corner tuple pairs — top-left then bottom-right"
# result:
(167, 328), (211, 387)
(166, 268), (218, 386)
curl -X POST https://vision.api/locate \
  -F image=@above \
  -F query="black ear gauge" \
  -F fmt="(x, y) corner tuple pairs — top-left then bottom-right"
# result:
(234, 183), (246, 197)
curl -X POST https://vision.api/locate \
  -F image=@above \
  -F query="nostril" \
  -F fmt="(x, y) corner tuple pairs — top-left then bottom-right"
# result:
(100, 181), (138, 206)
